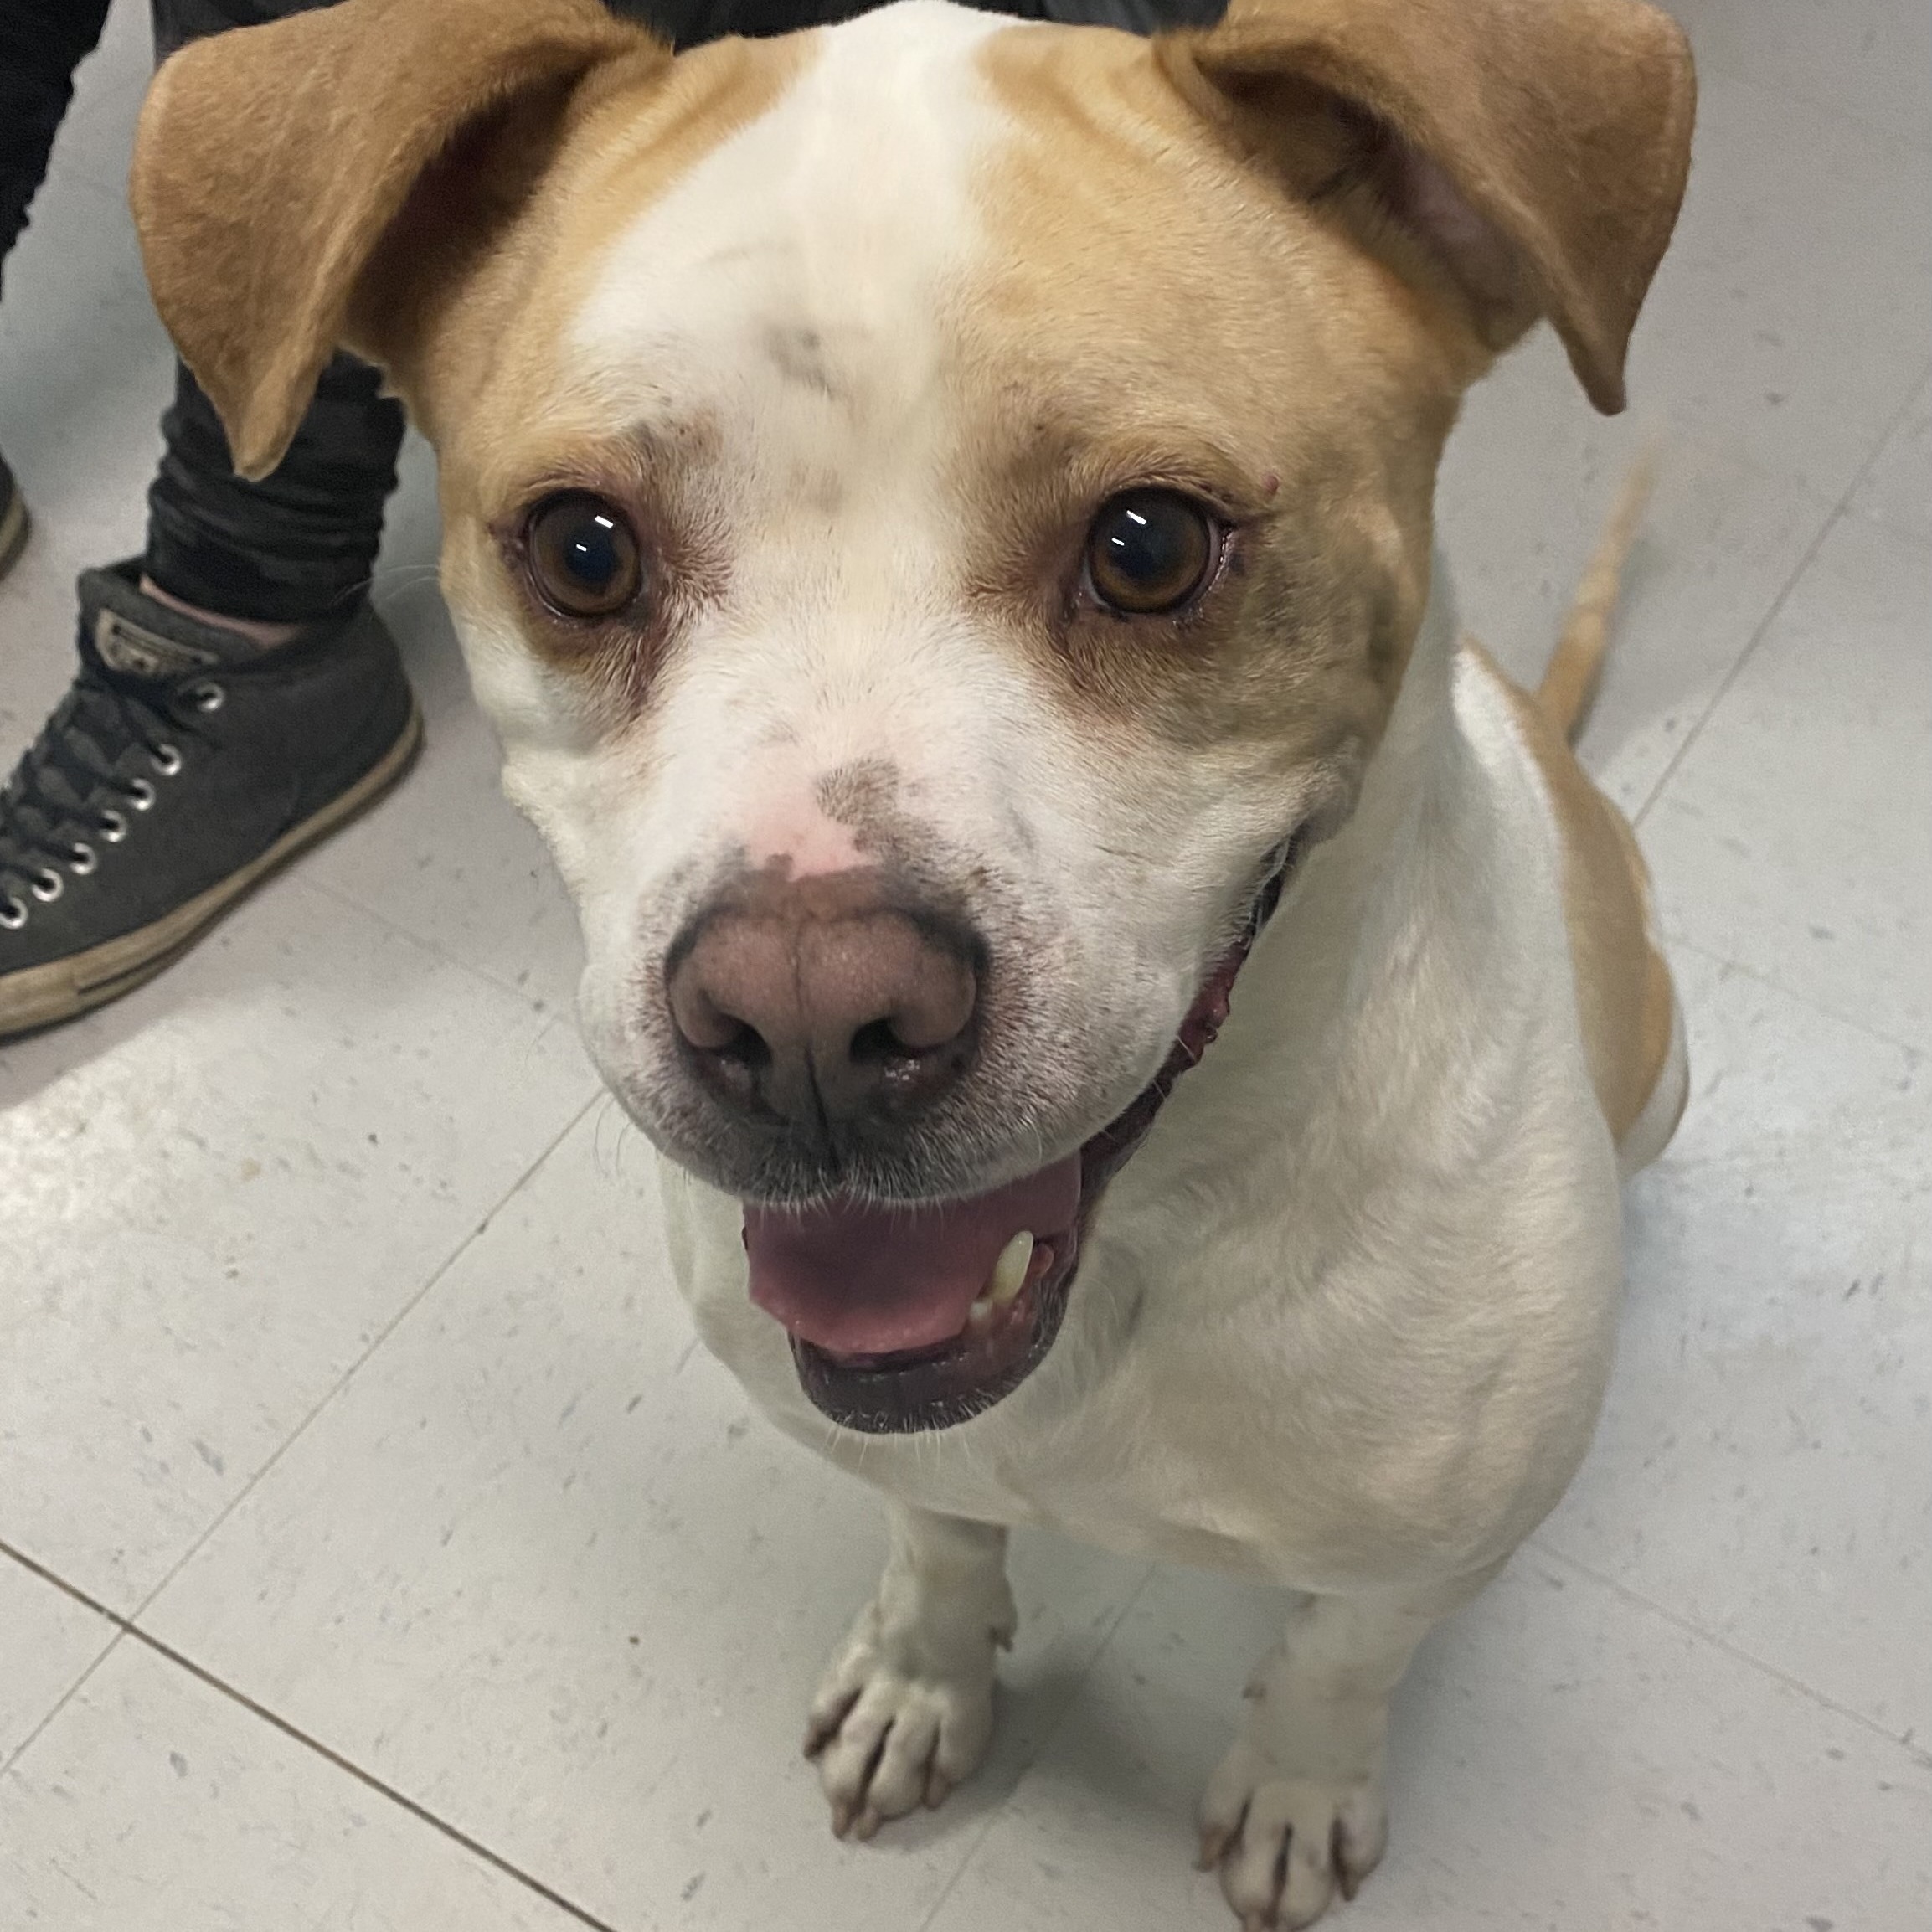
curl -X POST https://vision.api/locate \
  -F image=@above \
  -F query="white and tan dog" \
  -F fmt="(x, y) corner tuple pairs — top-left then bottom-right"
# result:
(131, 0), (1694, 1919)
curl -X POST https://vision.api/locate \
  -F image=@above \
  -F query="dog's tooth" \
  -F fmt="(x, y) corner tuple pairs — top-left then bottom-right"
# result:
(989, 1231), (1033, 1307)
(966, 1296), (994, 1333)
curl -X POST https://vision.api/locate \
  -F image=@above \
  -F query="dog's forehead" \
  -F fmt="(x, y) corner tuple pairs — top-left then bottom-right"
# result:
(570, 3), (1022, 423)
(535, 1), (1390, 524)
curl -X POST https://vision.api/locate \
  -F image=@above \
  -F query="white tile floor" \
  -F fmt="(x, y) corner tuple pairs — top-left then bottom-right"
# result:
(0, 3), (1926, 1928)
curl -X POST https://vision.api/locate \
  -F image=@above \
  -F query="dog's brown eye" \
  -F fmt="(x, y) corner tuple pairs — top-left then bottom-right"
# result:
(525, 492), (642, 619)
(1084, 490), (1218, 616)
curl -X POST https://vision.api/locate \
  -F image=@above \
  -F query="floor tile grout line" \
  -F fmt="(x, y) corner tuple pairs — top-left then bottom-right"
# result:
(912, 1561), (1160, 1932)
(1663, 932), (1929, 1059)
(294, 870), (569, 1023)
(1528, 1538), (1931, 1768)
(1628, 507), (1837, 832)
(119, 1089), (602, 1632)
(1828, 347), (1932, 528)
(1631, 359), (1932, 832)
(0, 1091), (597, 1778)
(0, 1540), (623, 1932)
(0, 1559), (126, 1783)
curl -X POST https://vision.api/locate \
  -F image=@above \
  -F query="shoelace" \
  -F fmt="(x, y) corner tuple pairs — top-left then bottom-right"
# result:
(0, 658), (222, 928)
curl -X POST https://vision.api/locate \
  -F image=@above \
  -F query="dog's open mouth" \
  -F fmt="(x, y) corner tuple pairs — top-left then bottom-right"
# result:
(740, 833), (1306, 1434)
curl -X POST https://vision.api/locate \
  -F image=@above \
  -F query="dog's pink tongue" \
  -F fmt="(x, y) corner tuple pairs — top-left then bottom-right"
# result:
(744, 1157), (1080, 1357)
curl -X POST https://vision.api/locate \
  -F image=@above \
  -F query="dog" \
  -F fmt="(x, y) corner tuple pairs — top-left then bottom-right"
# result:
(130, 0), (1694, 1919)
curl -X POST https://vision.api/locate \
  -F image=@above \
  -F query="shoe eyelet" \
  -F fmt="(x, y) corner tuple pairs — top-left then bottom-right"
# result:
(152, 742), (183, 777)
(69, 842), (99, 876)
(31, 866), (64, 903)
(98, 809), (128, 842)
(125, 778), (157, 811)
(0, 895), (27, 931)
(188, 681), (225, 714)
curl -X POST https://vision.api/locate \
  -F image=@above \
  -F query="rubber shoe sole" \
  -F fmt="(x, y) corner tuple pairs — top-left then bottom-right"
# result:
(0, 485), (28, 580)
(0, 697), (422, 1040)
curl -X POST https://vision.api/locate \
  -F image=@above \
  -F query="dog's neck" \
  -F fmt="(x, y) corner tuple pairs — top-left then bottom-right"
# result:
(1333, 561), (1467, 896)
(1127, 558), (1519, 1203)
(1250, 553), (1471, 1016)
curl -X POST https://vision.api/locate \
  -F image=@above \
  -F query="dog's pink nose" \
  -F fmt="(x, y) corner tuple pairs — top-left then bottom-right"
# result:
(667, 875), (979, 1136)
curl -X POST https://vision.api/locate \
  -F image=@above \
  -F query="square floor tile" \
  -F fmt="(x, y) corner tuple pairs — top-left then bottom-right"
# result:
(0, 1557), (116, 1767)
(143, 1110), (1150, 1931)
(931, 1551), (1932, 1932)
(0, 882), (597, 1611)
(0, 1640), (595, 1931)
(1644, 512), (1932, 1051)
(1538, 949), (1931, 1743)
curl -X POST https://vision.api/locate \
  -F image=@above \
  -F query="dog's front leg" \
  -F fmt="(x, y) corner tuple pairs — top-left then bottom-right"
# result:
(803, 1502), (1017, 1839)
(1199, 1574), (1491, 1929)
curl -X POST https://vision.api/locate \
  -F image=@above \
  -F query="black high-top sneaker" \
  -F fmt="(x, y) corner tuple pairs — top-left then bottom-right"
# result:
(0, 562), (420, 1038)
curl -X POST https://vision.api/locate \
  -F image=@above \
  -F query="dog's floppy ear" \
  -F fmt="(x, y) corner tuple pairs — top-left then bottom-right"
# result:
(1158, 0), (1694, 412)
(131, 0), (661, 477)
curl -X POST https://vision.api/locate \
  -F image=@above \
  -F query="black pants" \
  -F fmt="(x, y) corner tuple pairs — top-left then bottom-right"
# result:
(2, 0), (404, 621)
(3, 0), (1221, 626)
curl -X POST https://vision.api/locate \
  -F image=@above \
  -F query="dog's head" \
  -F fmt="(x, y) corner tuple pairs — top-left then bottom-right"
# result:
(133, 0), (1691, 1430)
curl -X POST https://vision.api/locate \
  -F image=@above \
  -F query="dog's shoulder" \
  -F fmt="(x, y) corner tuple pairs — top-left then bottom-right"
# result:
(1454, 639), (1682, 1167)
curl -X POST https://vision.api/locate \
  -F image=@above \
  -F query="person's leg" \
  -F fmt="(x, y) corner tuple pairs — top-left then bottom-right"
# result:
(144, 0), (408, 636)
(0, 0), (116, 574)
(144, 353), (405, 636)
(0, 0), (114, 276)
(0, 0), (420, 1037)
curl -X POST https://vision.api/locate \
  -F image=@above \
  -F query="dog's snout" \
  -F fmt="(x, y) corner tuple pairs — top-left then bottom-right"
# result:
(667, 875), (980, 1135)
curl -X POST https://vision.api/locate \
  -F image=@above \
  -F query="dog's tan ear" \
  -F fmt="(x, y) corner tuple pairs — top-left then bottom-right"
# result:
(131, 0), (659, 477)
(1159, 0), (1694, 412)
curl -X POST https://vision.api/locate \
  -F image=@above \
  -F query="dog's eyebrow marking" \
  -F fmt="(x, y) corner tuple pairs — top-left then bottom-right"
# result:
(765, 323), (842, 400)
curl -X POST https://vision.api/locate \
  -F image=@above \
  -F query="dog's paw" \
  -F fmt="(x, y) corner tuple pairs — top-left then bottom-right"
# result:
(1197, 1740), (1387, 1929)
(801, 1594), (1007, 1841)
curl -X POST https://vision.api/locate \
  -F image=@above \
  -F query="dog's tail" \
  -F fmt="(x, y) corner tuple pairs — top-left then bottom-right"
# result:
(1537, 450), (1657, 743)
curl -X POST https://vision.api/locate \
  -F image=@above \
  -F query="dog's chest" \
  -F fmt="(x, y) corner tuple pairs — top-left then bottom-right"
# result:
(657, 1122), (1620, 1593)
(657, 1162), (1301, 1563)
